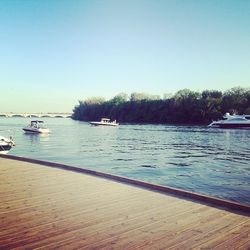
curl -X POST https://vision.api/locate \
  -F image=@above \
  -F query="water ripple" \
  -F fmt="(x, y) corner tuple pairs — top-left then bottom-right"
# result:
(1, 118), (249, 205)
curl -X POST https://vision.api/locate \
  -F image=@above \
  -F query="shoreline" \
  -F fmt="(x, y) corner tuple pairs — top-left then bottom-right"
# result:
(1, 154), (249, 214)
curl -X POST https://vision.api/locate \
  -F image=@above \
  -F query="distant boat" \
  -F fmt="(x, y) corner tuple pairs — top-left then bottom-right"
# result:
(23, 120), (51, 133)
(208, 113), (250, 128)
(90, 118), (119, 127)
(0, 136), (15, 154)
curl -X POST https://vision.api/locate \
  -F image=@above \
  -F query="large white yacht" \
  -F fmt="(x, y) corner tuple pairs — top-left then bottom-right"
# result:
(208, 113), (250, 128)
(90, 118), (119, 127)
(0, 136), (15, 154)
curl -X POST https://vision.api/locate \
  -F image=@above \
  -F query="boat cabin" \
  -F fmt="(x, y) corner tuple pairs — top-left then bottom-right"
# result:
(100, 118), (111, 123)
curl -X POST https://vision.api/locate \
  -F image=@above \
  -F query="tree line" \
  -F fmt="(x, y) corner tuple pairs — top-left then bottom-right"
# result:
(72, 87), (250, 124)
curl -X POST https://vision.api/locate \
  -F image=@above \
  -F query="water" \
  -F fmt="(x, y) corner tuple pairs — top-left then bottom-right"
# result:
(1, 117), (250, 205)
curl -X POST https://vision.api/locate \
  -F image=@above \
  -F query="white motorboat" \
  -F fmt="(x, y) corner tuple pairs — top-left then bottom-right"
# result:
(23, 120), (51, 133)
(208, 113), (250, 128)
(0, 136), (15, 154)
(90, 118), (119, 127)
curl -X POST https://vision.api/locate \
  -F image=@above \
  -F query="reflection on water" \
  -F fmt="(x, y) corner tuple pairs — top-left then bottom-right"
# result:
(0, 118), (249, 205)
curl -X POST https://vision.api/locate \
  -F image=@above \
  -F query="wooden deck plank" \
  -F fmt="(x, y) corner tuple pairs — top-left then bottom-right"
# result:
(76, 206), (220, 250)
(0, 157), (249, 249)
(196, 221), (250, 249)
(0, 188), (193, 247)
(15, 206), (205, 249)
(1, 192), (177, 238)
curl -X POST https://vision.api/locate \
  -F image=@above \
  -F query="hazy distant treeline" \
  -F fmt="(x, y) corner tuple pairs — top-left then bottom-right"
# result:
(72, 87), (250, 124)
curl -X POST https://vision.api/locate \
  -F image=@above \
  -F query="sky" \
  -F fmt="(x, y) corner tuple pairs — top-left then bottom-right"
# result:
(0, 0), (249, 112)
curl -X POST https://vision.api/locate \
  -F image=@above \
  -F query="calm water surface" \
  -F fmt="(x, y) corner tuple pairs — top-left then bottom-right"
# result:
(1, 117), (249, 205)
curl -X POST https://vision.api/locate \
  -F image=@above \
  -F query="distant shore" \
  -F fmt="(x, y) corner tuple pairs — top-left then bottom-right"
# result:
(72, 87), (250, 125)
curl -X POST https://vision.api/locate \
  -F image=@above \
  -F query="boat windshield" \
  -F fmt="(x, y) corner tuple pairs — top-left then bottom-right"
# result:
(101, 118), (110, 122)
(30, 121), (45, 128)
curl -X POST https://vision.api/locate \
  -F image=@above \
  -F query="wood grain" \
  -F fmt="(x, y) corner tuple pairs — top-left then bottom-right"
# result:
(0, 157), (249, 249)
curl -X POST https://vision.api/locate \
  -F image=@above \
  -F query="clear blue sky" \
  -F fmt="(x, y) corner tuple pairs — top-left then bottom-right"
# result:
(0, 0), (249, 112)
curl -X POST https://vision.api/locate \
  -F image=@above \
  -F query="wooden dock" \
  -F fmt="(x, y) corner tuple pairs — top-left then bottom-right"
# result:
(0, 156), (249, 249)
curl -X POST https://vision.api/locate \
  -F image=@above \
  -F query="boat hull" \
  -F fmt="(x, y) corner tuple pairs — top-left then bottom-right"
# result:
(90, 122), (118, 126)
(0, 137), (14, 154)
(210, 123), (250, 128)
(0, 144), (12, 154)
(23, 128), (50, 133)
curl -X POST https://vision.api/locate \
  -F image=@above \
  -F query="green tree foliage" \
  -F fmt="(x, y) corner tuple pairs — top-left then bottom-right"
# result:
(72, 87), (250, 124)
(221, 87), (249, 114)
(109, 93), (128, 106)
(130, 92), (160, 102)
(200, 90), (223, 122)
